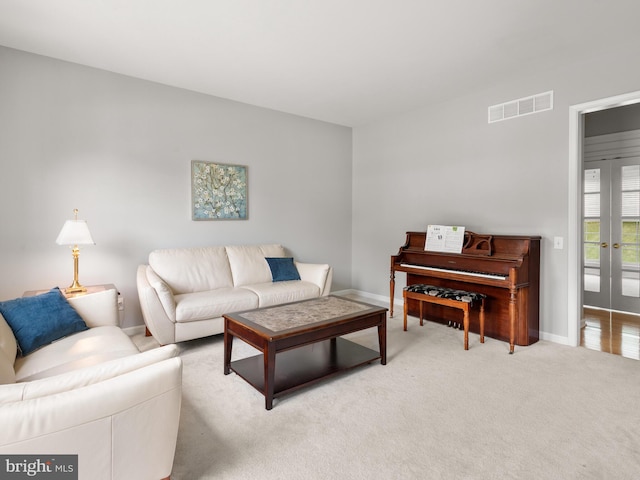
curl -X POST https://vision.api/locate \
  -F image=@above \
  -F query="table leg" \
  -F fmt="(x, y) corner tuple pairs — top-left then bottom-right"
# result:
(330, 337), (338, 364)
(378, 314), (387, 365)
(264, 343), (276, 410)
(224, 322), (233, 375)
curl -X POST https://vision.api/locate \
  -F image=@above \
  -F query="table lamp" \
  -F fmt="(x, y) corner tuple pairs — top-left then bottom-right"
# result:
(56, 208), (95, 294)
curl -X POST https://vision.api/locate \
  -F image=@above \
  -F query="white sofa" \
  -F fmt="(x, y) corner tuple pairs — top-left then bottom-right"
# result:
(137, 244), (333, 345)
(0, 289), (182, 480)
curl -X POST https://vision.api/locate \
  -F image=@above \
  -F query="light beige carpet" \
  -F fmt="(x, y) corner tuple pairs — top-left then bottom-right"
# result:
(135, 307), (640, 479)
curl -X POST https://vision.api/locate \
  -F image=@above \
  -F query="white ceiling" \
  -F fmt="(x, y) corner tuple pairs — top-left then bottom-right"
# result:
(0, 0), (639, 126)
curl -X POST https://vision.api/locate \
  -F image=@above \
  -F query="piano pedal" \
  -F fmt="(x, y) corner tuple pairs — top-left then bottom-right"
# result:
(447, 321), (462, 330)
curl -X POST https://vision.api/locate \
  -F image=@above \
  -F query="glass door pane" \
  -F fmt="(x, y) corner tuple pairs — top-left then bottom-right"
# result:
(583, 162), (611, 308)
(611, 161), (640, 312)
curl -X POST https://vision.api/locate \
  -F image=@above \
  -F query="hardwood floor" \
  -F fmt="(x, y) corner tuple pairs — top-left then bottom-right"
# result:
(581, 307), (640, 360)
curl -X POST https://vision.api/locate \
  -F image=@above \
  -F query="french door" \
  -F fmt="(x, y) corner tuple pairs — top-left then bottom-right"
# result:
(583, 157), (640, 313)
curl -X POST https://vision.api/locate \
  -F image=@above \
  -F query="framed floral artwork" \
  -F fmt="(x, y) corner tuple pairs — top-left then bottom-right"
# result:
(191, 160), (248, 220)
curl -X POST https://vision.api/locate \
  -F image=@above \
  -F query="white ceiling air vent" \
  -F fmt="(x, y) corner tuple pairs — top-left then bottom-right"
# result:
(488, 91), (553, 124)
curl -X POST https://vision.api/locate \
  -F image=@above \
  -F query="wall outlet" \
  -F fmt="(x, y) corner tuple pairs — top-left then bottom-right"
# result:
(117, 295), (125, 311)
(554, 236), (564, 249)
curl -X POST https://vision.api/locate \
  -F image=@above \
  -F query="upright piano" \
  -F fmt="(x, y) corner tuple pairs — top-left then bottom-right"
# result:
(391, 231), (540, 349)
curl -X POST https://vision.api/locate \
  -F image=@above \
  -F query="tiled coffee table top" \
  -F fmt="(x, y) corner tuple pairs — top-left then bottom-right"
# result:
(239, 296), (374, 332)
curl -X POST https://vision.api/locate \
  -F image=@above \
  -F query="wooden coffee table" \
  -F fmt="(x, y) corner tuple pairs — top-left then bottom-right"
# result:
(223, 296), (387, 409)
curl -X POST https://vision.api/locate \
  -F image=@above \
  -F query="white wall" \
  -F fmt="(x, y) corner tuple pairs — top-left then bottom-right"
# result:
(0, 46), (352, 328)
(352, 42), (640, 343)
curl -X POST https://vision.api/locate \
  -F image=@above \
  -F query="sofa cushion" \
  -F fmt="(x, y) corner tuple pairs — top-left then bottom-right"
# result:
(0, 287), (88, 356)
(13, 326), (139, 382)
(226, 244), (286, 287)
(174, 288), (258, 323)
(1, 345), (180, 403)
(242, 281), (321, 308)
(149, 246), (233, 294)
(265, 257), (301, 282)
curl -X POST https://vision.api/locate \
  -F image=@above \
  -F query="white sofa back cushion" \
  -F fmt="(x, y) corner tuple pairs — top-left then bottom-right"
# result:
(226, 244), (286, 287)
(149, 246), (233, 294)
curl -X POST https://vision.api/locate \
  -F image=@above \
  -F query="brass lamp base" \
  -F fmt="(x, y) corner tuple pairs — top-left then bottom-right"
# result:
(65, 245), (87, 294)
(64, 282), (87, 294)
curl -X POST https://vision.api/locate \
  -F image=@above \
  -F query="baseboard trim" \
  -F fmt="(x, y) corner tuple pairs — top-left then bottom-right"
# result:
(333, 289), (401, 311)
(123, 324), (146, 337)
(123, 289), (572, 347)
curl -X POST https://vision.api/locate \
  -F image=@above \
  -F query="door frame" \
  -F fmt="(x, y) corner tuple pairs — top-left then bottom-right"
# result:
(568, 91), (640, 346)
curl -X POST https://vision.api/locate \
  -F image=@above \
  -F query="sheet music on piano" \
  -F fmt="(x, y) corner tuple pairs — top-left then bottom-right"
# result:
(425, 225), (465, 254)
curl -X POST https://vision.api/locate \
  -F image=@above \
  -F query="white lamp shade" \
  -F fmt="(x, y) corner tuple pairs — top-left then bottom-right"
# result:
(56, 220), (95, 246)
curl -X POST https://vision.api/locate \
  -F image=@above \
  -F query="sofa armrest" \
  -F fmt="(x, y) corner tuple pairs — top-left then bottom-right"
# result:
(137, 265), (177, 345)
(68, 288), (119, 328)
(0, 354), (182, 480)
(295, 262), (333, 296)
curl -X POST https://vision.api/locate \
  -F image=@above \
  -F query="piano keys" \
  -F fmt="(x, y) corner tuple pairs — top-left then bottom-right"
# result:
(391, 231), (540, 350)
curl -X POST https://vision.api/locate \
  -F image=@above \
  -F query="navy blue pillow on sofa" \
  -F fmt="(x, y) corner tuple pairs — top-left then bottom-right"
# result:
(265, 257), (301, 282)
(0, 287), (88, 356)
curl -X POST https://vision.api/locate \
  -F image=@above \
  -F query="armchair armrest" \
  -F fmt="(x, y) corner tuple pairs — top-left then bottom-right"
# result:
(295, 262), (332, 296)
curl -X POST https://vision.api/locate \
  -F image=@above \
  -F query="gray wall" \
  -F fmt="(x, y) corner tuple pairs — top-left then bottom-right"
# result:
(352, 41), (640, 343)
(0, 46), (353, 328)
(4, 39), (640, 343)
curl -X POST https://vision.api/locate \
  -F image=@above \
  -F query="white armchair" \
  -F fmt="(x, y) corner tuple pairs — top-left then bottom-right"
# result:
(0, 346), (182, 480)
(0, 288), (182, 480)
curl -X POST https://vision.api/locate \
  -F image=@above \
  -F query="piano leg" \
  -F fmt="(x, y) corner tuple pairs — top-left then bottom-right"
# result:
(509, 289), (516, 354)
(479, 298), (485, 344)
(389, 272), (395, 317)
(403, 295), (408, 331)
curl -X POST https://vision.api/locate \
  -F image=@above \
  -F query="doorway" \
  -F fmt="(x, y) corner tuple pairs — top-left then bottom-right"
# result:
(582, 151), (640, 314)
(569, 92), (640, 348)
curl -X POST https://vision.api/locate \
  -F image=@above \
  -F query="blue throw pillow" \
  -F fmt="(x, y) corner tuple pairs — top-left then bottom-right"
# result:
(0, 287), (88, 356)
(265, 257), (301, 282)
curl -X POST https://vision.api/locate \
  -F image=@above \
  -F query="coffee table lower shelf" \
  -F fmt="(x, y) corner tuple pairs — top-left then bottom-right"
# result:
(229, 337), (380, 402)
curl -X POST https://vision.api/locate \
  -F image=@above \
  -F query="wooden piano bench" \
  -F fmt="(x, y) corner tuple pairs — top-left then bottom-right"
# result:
(402, 284), (486, 350)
